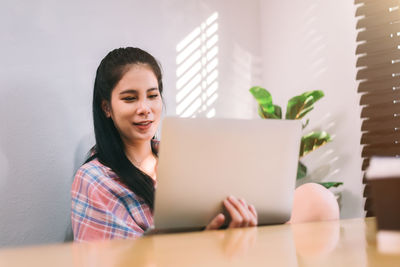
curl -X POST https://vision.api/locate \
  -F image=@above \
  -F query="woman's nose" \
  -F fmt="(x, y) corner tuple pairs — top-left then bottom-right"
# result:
(137, 99), (151, 115)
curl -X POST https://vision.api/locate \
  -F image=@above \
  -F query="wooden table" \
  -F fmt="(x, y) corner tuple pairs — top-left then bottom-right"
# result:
(0, 218), (399, 266)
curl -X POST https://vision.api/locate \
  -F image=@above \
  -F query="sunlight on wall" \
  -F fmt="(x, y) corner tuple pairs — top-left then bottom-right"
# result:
(176, 12), (219, 118)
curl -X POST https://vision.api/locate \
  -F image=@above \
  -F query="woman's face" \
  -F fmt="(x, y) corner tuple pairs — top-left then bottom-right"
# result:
(104, 64), (163, 146)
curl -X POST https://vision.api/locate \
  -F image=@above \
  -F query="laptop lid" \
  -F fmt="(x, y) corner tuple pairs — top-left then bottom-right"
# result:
(153, 117), (302, 230)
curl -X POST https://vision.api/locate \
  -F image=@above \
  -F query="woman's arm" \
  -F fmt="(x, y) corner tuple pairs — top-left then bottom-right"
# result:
(71, 164), (150, 241)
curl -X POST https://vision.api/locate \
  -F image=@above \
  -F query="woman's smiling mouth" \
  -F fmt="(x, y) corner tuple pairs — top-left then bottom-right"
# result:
(133, 120), (153, 130)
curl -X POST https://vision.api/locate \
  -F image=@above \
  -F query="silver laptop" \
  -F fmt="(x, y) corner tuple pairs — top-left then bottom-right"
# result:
(152, 117), (301, 232)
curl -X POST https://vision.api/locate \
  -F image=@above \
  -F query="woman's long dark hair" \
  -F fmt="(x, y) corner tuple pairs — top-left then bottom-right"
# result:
(89, 47), (163, 210)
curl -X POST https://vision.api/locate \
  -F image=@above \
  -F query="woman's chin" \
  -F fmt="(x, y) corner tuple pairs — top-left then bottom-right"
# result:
(132, 132), (156, 142)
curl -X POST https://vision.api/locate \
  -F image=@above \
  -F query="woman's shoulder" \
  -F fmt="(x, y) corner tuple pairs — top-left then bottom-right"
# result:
(76, 158), (114, 180)
(72, 158), (148, 211)
(73, 158), (123, 194)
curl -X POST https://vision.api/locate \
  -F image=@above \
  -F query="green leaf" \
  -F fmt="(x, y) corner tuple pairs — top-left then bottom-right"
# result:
(285, 90), (324, 120)
(257, 105), (267, 119)
(258, 105), (279, 119)
(274, 105), (282, 119)
(300, 131), (331, 157)
(318, 182), (343, 189)
(250, 86), (275, 117)
(297, 161), (307, 180)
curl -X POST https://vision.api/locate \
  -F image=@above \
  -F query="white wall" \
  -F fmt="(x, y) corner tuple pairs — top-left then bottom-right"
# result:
(259, 0), (364, 218)
(0, 0), (261, 247)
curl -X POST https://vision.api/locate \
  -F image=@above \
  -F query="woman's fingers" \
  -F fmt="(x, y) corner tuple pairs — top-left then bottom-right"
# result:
(205, 213), (226, 230)
(237, 198), (251, 227)
(238, 198), (257, 227)
(224, 198), (243, 228)
(248, 204), (258, 226)
(225, 196), (252, 228)
(205, 197), (258, 231)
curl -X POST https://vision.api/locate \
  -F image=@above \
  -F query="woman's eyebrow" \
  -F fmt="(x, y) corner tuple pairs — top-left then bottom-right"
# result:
(119, 89), (138, 95)
(119, 88), (158, 95)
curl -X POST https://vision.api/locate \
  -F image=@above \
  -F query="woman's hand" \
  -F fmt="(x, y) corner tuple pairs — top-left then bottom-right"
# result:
(205, 196), (258, 230)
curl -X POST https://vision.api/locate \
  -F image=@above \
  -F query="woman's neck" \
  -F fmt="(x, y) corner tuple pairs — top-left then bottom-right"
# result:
(124, 140), (153, 166)
(124, 140), (157, 180)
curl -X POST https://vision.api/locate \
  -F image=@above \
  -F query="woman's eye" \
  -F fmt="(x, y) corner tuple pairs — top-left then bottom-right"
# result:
(122, 96), (136, 101)
(149, 94), (159, 99)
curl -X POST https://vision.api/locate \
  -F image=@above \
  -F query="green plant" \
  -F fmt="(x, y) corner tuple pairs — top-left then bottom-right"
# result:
(249, 86), (343, 189)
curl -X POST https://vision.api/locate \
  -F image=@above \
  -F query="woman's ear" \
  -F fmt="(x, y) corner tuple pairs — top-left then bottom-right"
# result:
(101, 100), (111, 118)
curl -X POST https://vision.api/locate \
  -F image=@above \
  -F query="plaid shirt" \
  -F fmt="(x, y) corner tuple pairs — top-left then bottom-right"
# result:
(71, 158), (154, 242)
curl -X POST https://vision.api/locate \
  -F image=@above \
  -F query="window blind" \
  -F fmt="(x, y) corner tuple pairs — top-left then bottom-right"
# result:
(355, 0), (400, 216)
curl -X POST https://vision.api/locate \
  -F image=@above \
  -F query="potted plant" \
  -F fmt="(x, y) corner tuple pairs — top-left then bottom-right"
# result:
(249, 86), (343, 190)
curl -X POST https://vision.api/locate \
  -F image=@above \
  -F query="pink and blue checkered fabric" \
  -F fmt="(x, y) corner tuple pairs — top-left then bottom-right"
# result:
(71, 158), (153, 242)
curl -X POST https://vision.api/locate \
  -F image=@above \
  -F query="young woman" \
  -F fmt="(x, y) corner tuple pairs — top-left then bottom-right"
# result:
(71, 47), (258, 241)
(71, 47), (338, 242)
